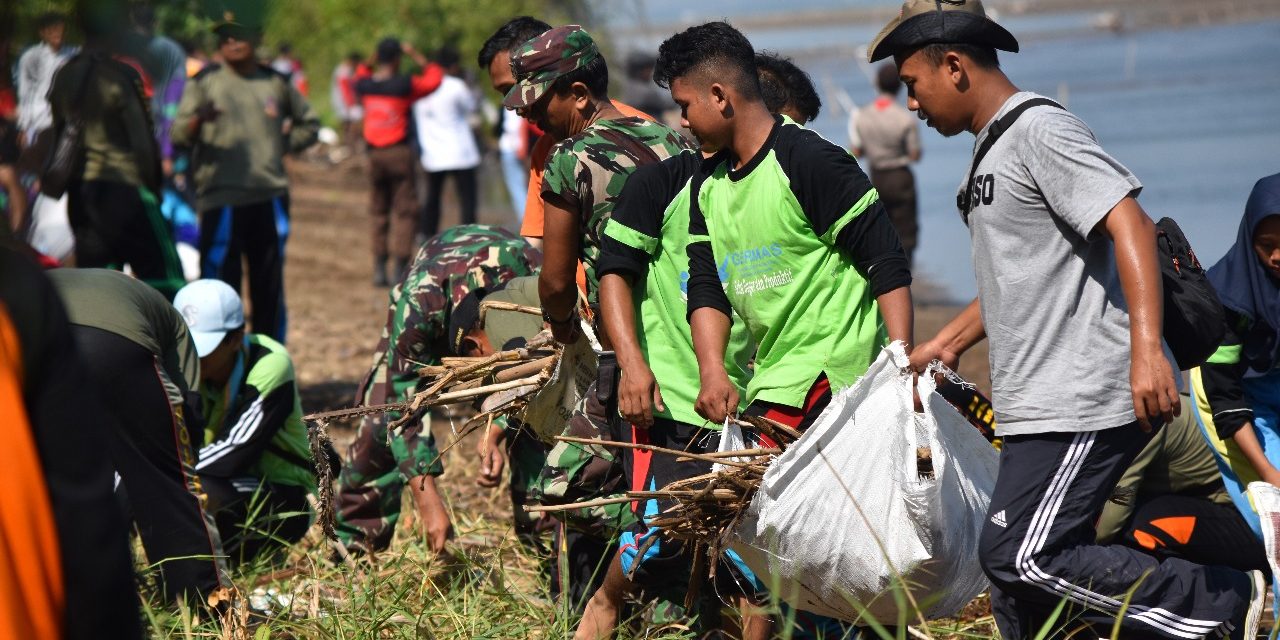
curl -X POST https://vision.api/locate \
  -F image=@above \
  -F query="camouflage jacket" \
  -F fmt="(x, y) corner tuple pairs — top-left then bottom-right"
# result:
(540, 116), (692, 300)
(358, 224), (542, 409)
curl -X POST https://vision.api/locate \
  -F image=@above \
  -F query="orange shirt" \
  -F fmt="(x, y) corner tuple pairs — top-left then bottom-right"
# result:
(519, 101), (654, 293)
(519, 100), (655, 240)
(0, 303), (64, 640)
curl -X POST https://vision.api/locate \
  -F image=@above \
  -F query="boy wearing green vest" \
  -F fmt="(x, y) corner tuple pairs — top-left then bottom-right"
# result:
(656, 22), (914, 431)
(175, 279), (316, 564)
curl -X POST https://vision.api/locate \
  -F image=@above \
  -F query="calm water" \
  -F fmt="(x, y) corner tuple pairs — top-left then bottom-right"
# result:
(600, 2), (1280, 299)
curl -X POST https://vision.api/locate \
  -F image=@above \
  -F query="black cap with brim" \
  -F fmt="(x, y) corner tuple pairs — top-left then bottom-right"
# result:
(868, 2), (1019, 62)
(212, 21), (259, 41)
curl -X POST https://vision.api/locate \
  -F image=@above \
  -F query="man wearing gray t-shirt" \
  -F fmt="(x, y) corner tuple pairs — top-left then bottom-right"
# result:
(871, 1), (1264, 639)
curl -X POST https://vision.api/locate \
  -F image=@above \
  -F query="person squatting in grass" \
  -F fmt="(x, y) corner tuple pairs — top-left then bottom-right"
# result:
(502, 24), (694, 608)
(577, 50), (841, 639)
(1095, 396), (1266, 574)
(49, 268), (230, 604)
(175, 279), (319, 566)
(876, 0), (1266, 637)
(1191, 174), (1280, 591)
(333, 224), (540, 554)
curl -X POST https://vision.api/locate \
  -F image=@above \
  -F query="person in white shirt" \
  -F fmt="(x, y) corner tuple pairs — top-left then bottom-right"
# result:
(17, 12), (76, 147)
(413, 47), (480, 238)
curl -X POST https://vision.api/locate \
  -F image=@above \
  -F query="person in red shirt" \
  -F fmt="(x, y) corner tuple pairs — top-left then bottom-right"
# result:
(355, 38), (443, 286)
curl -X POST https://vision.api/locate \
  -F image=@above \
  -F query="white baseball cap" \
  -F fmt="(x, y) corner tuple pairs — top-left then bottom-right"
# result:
(174, 279), (245, 357)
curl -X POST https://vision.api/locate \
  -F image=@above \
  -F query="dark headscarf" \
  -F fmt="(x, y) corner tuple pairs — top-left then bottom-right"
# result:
(1208, 173), (1280, 335)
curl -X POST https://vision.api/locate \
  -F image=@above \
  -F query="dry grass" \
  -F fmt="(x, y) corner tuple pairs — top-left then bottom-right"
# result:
(133, 156), (1014, 639)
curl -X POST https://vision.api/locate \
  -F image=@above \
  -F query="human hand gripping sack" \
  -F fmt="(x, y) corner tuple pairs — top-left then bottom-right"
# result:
(695, 368), (738, 424)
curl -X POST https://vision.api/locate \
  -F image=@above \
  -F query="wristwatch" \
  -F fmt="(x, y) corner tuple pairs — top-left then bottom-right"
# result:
(542, 305), (578, 327)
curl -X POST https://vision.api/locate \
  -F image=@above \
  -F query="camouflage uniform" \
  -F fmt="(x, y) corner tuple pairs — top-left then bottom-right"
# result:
(504, 25), (694, 540)
(335, 225), (541, 549)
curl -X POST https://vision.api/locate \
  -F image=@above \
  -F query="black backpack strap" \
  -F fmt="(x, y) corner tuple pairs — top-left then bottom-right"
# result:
(958, 97), (1064, 223)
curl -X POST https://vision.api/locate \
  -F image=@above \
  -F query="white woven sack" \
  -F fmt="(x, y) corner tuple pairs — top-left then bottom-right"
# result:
(519, 328), (598, 442)
(730, 342), (998, 623)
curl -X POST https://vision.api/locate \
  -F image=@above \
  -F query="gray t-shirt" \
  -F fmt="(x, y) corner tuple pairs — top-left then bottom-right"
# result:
(961, 92), (1162, 435)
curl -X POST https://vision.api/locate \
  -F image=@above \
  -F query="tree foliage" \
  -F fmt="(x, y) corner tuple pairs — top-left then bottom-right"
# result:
(263, 0), (591, 122)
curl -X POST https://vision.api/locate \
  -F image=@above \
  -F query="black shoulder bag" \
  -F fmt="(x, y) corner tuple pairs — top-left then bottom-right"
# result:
(1155, 217), (1226, 368)
(40, 56), (96, 199)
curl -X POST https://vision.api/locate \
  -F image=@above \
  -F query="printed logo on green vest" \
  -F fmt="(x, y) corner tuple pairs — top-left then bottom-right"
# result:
(718, 243), (792, 296)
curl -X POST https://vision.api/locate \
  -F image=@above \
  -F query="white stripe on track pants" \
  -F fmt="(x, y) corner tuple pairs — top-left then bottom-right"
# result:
(977, 424), (1250, 639)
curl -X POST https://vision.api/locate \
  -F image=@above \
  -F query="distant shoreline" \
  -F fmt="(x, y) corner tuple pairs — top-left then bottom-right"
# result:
(612, 0), (1280, 45)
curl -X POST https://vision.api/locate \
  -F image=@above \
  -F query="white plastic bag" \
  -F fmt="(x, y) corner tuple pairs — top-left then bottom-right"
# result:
(26, 193), (75, 262)
(730, 342), (998, 622)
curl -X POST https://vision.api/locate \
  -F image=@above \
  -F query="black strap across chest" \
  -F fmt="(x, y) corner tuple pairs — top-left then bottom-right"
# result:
(958, 97), (1064, 224)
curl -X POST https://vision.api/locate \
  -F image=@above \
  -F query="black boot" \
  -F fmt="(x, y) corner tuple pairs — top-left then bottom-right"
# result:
(373, 254), (389, 287)
(393, 257), (410, 281)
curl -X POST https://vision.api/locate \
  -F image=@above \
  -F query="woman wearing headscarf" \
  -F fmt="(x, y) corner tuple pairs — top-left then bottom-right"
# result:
(1193, 173), (1280, 553)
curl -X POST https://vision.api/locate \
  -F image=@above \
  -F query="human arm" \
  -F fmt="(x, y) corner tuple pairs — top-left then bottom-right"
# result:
(0, 167), (25, 232)
(283, 83), (321, 153)
(195, 358), (298, 477)
(1098, 197), (1179, 431)
(598, 160), (685, 426)
(407, 474), (453, 552)
(687, 197), (738, 422)
(403, 44), (444, 100)
(601, 274), (663, 426)
(1199, 311), (1253, 440)
(909, 297), (985, 372)
(15, 50), (39, 135)
(538, 145), (586, 343)
(539, 200), (581, 343)
(170, 73), (211, 148)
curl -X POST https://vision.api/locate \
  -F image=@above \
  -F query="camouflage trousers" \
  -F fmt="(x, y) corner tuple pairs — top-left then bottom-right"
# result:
(530, 353), (637, 536)
(333, 412), (443, 550)
(334, 411), (552, 550)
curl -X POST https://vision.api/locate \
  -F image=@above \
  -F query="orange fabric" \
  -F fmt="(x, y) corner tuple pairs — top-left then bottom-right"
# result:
(1150, 516), (1197, 545)
(0, 304), (64, 640)
(1132, 529), (1162, 550)
(518, 100), (653, 295)
(518, 100), (653, 240)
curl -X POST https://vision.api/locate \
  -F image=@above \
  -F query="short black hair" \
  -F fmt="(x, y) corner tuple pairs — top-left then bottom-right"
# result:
(550, 54), (609, 99)
(911, 43), (1000, 70)
(653, 21), (760, 100)
(477, 16), (553, 69)
(876, 63), (901, 95)
(35, 11), (66, 31)
(755, 51), (821, 122)
(437, 45), (460, 68)
(129, 5), (156, 30)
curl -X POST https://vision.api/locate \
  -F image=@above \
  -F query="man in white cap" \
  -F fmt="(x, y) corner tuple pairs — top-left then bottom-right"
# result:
(175, 279), (318, 565)
(48, 268), (229, 605)
(869, 1), (1266, 637)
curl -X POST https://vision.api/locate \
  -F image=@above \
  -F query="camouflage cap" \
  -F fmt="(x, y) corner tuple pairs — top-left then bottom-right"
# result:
(502, 25), (601, 109)
(867, 0), (1019, 62)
